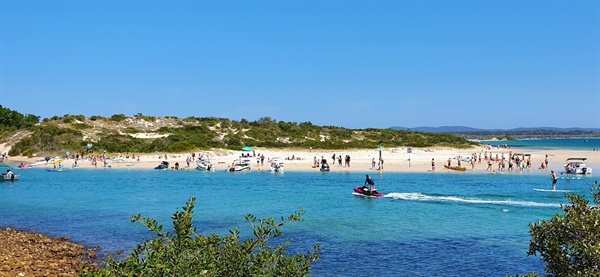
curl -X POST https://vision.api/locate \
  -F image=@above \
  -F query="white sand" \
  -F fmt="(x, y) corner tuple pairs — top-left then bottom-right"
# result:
(5, 145), (600, 175)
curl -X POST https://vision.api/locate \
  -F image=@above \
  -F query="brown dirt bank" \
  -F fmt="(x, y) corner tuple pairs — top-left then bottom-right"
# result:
(0, 228), (98, 277)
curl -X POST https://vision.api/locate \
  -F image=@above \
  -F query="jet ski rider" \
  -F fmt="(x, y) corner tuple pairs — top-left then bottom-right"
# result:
(362, 174), (376, 194)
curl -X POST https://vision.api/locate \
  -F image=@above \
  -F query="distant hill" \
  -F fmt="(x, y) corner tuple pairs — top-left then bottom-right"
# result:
(390, 126), (600, 133)
(389, 126), (600, 139)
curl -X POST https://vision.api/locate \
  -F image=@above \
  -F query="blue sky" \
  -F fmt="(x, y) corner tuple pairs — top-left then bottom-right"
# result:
(1, 0), (598, 129)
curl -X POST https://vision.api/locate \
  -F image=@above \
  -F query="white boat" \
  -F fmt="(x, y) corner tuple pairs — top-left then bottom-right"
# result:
(1, 173), (19, 181)
(111, 157), (127, 163)
(0, 166), (19, 181)
(564, 158), (592, 175)
(270, 157), (284, 173)
(226, 158), (251, 172)
(29, 159), (48, 167)
(196, 159), (214, 171)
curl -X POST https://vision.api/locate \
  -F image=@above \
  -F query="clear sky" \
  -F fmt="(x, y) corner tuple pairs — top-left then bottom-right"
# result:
(1, 0), (599, 129)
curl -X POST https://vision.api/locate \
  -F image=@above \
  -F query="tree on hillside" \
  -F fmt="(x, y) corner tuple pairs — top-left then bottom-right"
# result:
(0, 105), (39, 129)
(525, 181), (600, 276)
(83, 196), (321, 276)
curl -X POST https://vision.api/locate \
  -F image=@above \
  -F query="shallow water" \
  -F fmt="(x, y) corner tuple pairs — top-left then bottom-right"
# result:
(480, 138), (600, 151)
(1, 168), (595, 276)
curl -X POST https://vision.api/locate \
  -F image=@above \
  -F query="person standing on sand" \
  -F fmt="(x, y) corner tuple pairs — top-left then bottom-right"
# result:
(545, 155), (549, 168)
(431, 158), (435, 171)
(551, 170), (558, 191)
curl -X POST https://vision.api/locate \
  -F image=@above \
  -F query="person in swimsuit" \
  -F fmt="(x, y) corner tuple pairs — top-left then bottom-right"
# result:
(551, 170), (558, 191)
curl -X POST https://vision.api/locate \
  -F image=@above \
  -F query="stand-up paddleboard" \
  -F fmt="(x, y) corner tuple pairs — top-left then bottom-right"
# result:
(533, 188), (573, 193)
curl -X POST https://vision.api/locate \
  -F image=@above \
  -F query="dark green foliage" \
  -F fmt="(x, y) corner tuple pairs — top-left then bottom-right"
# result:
(0, 105), (39, 130)
(71, 123), (91, 130)
(93, 135), (151, 153)
(63, 116), (75, 124)
(9, 125), (82, 156)
(525, 181), (600, 276)
(133, 114), (157, 122)
(110, 114), (127, 122)
(82, 196), (321, 276)
(121, 127), (140, 134)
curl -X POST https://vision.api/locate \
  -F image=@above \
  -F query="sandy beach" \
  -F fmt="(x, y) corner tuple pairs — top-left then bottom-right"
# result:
(5, 145), (600, 174)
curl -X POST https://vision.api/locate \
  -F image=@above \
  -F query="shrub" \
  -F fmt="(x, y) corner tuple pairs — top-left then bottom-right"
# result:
(83, 196), (321, 276)
(110, 114), (127, 122)
(524, 181), (600, 276)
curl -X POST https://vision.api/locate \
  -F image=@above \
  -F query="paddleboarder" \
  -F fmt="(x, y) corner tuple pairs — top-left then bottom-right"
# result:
(551, 170), (558, 191)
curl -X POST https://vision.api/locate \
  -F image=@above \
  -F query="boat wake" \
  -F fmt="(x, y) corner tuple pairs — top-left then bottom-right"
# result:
(384, 192), (560, 208)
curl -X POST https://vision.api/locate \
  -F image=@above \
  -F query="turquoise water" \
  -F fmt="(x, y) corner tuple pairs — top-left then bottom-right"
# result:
(480, 138), (600, 150)
(2, 167), (596, 276)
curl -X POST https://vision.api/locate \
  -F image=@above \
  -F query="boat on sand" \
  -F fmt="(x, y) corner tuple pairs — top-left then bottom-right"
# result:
(444, 165), (467, 171)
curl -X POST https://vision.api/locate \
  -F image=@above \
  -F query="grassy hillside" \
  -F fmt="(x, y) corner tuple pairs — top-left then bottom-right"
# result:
(2, 112), (477, 157)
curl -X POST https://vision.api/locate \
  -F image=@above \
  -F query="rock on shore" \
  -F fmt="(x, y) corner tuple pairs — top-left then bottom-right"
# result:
(0, 228), (98, 277)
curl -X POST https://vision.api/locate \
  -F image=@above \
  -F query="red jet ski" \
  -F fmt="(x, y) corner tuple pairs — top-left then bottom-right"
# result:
(353, 186), (384, 198)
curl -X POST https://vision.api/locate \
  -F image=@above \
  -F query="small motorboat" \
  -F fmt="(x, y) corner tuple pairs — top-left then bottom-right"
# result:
(155, 161), (169, 170)
(444, 165), (466, 171)
(352, 186), (384, 198)
(564, 158), (592, 175)
(0, 167), (19, 182)
(196, 160), (213, 171)
(270, 157), (284, 173)
(226, 158), (251, 172)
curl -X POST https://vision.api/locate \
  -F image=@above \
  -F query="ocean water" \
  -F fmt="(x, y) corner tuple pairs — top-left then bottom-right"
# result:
(2, 167), (597, 276)
(480, 138), (600, 151)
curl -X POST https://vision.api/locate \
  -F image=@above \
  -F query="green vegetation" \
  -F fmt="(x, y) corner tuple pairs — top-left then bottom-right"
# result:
(0, 105), (39, 141)
(9, 125), (84, 157)
(82, 196), (321, 276)
(3, 108), (477, 157)
(513, 181), (600, 276)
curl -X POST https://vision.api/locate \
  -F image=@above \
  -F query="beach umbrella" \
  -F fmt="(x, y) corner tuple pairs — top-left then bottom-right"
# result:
(242, 146), (254, 151)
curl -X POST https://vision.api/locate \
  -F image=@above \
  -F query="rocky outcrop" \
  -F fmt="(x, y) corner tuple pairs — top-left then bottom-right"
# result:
(0, 228), (98, 277)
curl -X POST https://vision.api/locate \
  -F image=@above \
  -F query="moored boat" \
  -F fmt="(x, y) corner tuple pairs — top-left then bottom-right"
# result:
(0, 165), (19, 181)
(270, 157), (284, 173)
(564, 158), (592, 175)
(155, 161), (169, 170)
(196, 159), (213, 171)
(226, 158), (251, 172)
(444, 165), (467, 171)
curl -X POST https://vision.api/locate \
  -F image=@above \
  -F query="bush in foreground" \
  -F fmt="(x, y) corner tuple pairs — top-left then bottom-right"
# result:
(514, 181), (600, 276)
(82, 196), (321, 276)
